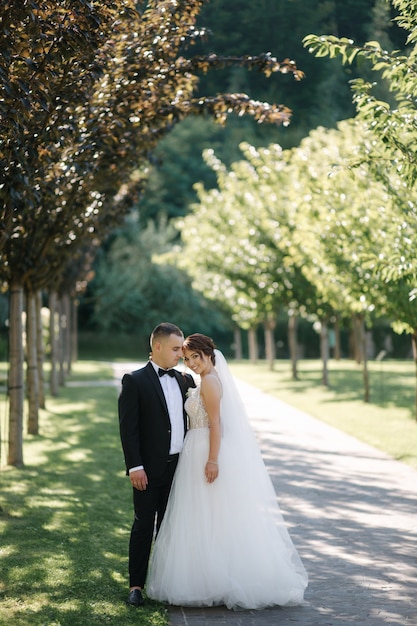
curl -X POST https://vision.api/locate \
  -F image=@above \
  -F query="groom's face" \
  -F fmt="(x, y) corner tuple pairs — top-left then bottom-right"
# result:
(155, 333), (184, 370)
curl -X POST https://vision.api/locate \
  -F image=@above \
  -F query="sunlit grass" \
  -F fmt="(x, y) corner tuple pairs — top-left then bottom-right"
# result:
(229, 358), (417, 469)
(66, 360), (114, 380)
(0, 363), (168, 626)
(0, 359), (113, 385)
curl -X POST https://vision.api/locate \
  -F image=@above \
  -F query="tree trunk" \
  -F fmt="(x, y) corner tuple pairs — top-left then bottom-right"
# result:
(264, 316), (276, 371)
(233, 326), (242, 360)
(58, 297), (66, 387)
(355, 314), (370, 403)
(248, 327), (258, 363)
(320, 319), (329, 386)
(8, 283), (25, 466)
(63, 293), (72, 375)
(49, 290), (59, 397)
(36, 290), (46, 409)
(26, 290), (39, 435)
(334, 316), (341, 360)
(71, 298), (78, 364)
(352, 314), (361, 363)
(411, 331), (417, 421)
(288, 313), (298, 380)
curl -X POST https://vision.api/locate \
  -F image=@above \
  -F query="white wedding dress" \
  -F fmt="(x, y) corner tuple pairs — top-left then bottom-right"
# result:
(146, 351), (308, 610)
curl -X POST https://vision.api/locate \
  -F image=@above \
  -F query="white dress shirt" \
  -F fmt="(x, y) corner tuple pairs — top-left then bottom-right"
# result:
(129, 361), (184, 474)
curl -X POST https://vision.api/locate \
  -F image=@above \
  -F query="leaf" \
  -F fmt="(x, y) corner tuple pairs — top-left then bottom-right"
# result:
(364, 40), (382, 50)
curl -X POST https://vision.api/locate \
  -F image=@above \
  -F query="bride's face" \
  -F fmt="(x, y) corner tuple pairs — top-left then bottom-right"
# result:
(183, 348), (211, 376)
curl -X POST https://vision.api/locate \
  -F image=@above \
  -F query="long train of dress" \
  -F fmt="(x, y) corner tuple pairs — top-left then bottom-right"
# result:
(146, 385), (308, 610)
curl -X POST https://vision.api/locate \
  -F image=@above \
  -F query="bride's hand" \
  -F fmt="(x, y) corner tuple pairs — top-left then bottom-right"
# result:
(205, 460), (218, 483)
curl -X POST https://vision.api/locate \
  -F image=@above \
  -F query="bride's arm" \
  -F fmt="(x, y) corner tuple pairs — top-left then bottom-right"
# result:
(201, 375), (222, 483)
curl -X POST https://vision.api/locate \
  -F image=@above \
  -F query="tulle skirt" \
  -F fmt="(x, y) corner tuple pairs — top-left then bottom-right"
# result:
(146, 427), (308, 609)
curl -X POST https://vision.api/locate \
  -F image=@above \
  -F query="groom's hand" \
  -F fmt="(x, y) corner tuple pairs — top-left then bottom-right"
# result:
(130, 469), (148, 491)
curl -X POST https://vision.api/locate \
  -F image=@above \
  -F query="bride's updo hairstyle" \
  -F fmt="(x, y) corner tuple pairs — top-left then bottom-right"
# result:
(183, 333), (216, 365)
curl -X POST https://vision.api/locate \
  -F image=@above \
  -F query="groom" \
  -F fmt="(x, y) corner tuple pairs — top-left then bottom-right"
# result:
(118, 322), (196, 607)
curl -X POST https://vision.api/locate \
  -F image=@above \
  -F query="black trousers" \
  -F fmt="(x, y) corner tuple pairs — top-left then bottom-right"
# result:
(128, 455), (178, 588)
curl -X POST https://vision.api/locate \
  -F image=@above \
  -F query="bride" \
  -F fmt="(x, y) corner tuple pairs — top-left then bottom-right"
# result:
(146, 333), (308, 610)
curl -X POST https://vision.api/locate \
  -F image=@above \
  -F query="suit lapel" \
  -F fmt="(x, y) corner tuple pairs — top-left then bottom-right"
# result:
(145, 362), (169, 415)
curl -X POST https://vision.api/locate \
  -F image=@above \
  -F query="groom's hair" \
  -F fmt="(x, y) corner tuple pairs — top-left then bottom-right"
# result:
(150, 322), (183, 348)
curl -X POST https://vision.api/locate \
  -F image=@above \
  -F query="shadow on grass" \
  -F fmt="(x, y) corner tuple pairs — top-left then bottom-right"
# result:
(241, 359), (417, 415)
(0, 385), (167, 626)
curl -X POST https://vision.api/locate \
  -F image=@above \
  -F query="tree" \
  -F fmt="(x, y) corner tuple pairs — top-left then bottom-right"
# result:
(135, 0), (402, 229)
(286, 117), (417, 403)
(175, 116), (417, 399)
(1, 0), (303, 464)
(170, 145), (316, 369)
(173, 159), (268, 362)
(90, 217), (229, 344)
(303, 0), (417, 190)
(302, 0), (417, 403)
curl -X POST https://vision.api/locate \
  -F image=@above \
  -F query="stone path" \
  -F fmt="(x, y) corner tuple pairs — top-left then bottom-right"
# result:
(113, 364), (417, 626)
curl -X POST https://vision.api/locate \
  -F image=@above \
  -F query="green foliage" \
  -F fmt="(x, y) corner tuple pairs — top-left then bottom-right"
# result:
(303, 0), (417, 189)
(87, 217), (230, 342)
(135, 117), (226, 224)
(171, 114), (417, 343)
(136, 0), (407, 226)
(167, 143), (318, 329)
(194, 0), (376, 130)
(1, 0), (302, 295)
(298, 0), (417, 344)
(287, 121), (388, 318)
(274, 118), (417, 334)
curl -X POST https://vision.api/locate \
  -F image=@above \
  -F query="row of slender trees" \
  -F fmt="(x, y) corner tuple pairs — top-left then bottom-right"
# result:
(3, 0), (416, 465)
(163, 0), (417, 411)
(0, 0), (302, 466)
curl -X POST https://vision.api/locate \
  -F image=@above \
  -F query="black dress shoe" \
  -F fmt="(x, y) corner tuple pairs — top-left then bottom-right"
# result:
(126, 588), (145, 607)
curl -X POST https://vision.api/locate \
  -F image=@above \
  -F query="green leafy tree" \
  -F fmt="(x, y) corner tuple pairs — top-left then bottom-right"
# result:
(287, 118), (417, 403)
(180, 117), (417, 397)
(303, 0), (417, 191)
(169, 146), (316, 368)
(302, 0), (417, 405)
(287, 121), (386, 399)
(91, 217), (228, 343)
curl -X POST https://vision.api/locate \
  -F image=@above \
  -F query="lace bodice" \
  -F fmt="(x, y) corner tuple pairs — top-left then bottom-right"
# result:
(185, 386), (210, 429)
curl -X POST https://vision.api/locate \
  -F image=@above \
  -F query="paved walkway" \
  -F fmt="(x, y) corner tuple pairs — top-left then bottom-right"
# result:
(113, 364), (417, 626)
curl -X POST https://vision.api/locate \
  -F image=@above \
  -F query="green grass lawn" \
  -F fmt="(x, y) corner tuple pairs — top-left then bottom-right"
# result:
(0, 363), (167, 626)
(1, 356), (417, 625)
(229, 358), (417, 470)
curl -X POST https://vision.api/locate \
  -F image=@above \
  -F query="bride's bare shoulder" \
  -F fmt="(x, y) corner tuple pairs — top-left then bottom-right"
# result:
(201, 372), (222, 395)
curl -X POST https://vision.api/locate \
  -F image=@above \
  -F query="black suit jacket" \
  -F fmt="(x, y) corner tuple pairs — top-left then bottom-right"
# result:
(118, 361), (196, 479)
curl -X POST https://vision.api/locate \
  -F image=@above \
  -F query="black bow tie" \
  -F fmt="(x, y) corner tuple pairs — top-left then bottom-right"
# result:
(158, 368), (175, 377)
